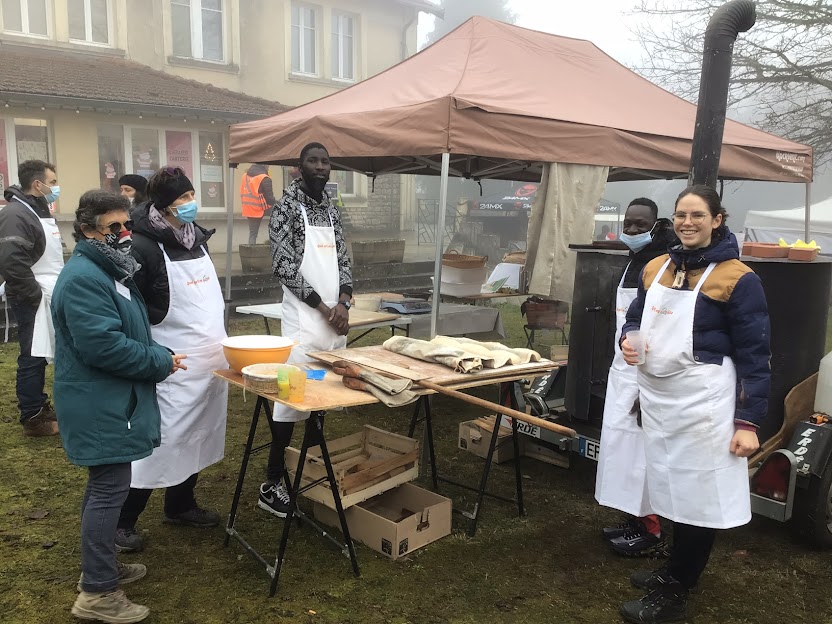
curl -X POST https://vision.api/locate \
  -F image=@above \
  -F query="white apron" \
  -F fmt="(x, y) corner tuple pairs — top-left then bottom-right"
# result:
(275, 203), (346, 423)
(16, 198), (64, 360)
(637, 259), (750, 529)
(130, 244), (229, 489)
(595, 265), (652, 516)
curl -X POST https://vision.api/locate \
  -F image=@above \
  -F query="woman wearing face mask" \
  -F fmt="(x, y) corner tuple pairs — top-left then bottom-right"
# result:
(52, 190), (187, 623)
(114, 166), (229, 553)
(617, 185), (770, 624)
(595, 199), (677, 557)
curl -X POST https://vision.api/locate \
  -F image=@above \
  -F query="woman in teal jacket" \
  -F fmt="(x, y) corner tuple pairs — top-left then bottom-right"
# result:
(52, 190), (186, 624)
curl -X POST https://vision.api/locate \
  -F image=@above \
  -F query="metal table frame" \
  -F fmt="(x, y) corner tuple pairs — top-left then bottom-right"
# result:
(224, 397), (360, 597)
(406, 383), (527, 536)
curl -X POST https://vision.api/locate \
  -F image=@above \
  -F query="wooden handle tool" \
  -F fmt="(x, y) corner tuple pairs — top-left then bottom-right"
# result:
(417, 379), (577, 438)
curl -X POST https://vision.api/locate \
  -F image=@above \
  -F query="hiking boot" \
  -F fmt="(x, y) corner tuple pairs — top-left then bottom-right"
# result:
(258, 481), (291, 518)
(619, 585), (688, 624)
(71, 588), (149, 623)
(631, 566), (698, 593)
(77, 561), (147, 592)
(22, 405), (59, 437)
(610, 527), (668, 557)
(115, 527), (144, 553)
(602, 518), (641, 541)
(163, 505), (221, 527)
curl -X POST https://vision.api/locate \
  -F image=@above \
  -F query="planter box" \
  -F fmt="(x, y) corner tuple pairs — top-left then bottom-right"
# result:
(285, 425), (419, 510)
(352, 239), (406, 264)
(238, 244), (272, 272)
(313, 483), (452, 560)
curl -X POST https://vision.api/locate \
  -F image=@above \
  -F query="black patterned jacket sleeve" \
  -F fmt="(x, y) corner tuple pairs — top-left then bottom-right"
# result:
(331, 204), (352, 298)
(269, 193), (319, 307)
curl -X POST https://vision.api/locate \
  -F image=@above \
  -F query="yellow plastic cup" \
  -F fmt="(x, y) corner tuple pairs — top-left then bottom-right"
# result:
(288, 367), (306, 403)
(277, 366), (291, 400)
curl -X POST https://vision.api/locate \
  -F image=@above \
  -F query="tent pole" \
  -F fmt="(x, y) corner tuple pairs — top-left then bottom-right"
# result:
(430, 153), (450, 338)
(805, 182), (812, 242)
(224, 164), (237, 329)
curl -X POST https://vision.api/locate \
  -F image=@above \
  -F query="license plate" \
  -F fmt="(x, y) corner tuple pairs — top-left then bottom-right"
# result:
(499, 417), (541, 439)
(579, 437), (600, 461)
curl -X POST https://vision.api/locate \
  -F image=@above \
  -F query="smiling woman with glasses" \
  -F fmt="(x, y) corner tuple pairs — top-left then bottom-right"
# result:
(52, 190), (187, 622)
(615, 184), (772, 623)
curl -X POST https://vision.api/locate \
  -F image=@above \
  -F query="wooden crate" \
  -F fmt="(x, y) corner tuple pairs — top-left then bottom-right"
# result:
(285, 425), (419, 510)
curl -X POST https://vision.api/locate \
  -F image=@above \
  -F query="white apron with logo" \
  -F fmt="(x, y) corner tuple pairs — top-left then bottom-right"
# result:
(637, 258), (750, 529)
(16, 198), (64, 360)
(131, 243), (229, 489)
(595, 264), (652, 516)
(275, 203), (346, 423)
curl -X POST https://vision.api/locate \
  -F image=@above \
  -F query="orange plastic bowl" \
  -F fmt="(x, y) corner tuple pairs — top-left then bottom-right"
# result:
(221, 335), (296, 373)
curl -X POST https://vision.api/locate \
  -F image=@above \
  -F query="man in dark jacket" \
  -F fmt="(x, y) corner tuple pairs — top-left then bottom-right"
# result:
(0, 160), (61, 436)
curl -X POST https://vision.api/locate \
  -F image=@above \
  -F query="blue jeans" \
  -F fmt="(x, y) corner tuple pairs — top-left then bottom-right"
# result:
(8, 297), (48, 422)
(80, 463), (132, 593)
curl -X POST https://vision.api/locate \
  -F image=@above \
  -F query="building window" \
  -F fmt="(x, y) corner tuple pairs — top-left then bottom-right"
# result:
(331, 170), (354, 196)
(97, 124), (124, 192)
(199, 131), (224, 207)
(15, 118), (49, 164)
(131, 128), (160, 178)
(68, 0), (110, 45)
(291, 3), (317, 75)
(331, 12), (354, 81)
(172, 0), (223, 62)
(2, 0), (48, 37)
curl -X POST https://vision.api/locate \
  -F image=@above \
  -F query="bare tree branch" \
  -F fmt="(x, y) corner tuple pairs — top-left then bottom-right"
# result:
(631, 0), (832, 164)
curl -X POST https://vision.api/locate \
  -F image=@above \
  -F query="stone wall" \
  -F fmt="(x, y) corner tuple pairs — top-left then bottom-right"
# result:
(343, 174), (401, 232)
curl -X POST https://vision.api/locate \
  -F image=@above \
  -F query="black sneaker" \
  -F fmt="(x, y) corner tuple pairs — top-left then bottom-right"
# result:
(631, 566), (698, 593)
(610, 527), (668, 557)
(601, 518), (641, 541)
(620, 585), (688, 624)
(258, 482), (290, 518)
(114, 527), (144, 553)
(163, 506), (221, 527)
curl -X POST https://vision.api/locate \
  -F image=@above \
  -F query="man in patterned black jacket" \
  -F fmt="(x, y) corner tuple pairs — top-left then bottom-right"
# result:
(259, 142), (353, 517)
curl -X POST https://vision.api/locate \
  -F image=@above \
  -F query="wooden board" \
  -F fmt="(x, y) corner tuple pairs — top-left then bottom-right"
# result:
(309, 345), (557, 386)
(349, 309), (402, 326)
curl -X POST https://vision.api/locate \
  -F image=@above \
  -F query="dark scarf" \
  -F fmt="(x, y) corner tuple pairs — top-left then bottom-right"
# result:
(87, 239), (140, 280)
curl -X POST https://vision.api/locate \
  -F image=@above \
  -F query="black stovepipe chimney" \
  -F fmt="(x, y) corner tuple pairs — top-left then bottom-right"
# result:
(688, 0), (756, 188)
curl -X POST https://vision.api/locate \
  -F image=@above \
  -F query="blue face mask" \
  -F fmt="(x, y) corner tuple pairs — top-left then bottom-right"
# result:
(173, 200), (198, 223)
(619, 230), (653, 253)
(39, 181), (60, 203)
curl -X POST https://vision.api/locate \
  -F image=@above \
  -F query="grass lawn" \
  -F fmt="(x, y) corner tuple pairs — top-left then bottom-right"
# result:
(1, 303), (831, 623)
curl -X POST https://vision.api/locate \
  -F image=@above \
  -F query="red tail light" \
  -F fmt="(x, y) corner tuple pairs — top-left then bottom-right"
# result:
(751, 452), (792, 501)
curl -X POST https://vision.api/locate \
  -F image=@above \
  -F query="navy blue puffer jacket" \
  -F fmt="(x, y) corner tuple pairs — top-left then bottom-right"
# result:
(623, 226), (771, 428)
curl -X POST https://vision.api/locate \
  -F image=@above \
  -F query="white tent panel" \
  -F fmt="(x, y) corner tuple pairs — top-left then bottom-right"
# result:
(744, 196), (832, 253)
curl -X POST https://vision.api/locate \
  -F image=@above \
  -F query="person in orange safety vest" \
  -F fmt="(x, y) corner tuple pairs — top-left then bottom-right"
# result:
(240, 164), (276, 244)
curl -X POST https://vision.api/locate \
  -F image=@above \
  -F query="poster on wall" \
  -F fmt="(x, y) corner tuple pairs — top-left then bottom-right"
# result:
(200, 164), (223, 183)
(17, 140), (48, 164)
(0, 124), (8, 205)
(165, 131), (193, 179)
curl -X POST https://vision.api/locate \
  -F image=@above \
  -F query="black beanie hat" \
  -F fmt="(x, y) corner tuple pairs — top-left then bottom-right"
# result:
(118, 174), (148, 193)
(148, 167), (195, 210)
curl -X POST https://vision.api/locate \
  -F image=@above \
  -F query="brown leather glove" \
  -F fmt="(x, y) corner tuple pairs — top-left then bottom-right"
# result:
(332, 360), (362, 378)
(342, 376), (368, 392)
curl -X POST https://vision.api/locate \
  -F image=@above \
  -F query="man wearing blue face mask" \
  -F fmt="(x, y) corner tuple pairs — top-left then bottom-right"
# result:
(0, 160), (63, 437)
(115, 166), (229, 553)
(595, 198), (677, 557)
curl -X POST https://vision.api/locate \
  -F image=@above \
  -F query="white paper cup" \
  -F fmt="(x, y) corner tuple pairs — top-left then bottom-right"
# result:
(626, 331), (646, 365)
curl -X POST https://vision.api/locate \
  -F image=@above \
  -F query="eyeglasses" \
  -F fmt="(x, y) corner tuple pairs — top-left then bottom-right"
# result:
(672, 212), (710, 225)
(99, 220), (133, 235)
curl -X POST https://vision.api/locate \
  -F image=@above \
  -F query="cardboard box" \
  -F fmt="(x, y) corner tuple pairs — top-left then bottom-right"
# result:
(524, 440), (571, 469)
(550, 344), (569, 363)
(313, 483), (451, 560)
(459, 417), (524, 463)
